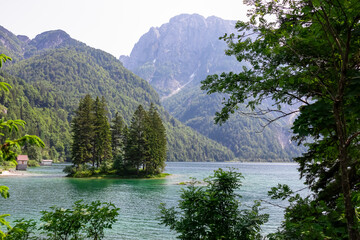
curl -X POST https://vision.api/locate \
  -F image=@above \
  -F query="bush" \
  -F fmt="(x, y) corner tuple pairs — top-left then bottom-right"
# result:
(63, 164), (93, 178)
(159, 168), (269, 239)
(40, 200), (119, 240)
(27, 160), (40, 167)
(5, 219), (37, 240)
(0, 161), (16, 170)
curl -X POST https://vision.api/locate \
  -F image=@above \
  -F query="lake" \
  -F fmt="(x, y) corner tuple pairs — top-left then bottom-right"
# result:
(0, 162), (306, 239)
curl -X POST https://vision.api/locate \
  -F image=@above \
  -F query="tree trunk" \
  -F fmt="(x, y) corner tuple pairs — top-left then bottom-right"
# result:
(334, 100), (360, 240)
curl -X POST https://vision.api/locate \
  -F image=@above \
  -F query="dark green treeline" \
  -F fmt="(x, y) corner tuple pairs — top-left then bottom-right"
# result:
(69, 94), (166, 177)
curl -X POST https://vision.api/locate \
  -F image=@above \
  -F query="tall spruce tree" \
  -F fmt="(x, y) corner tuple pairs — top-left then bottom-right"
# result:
(111, 112), (126, 158)
(71, 94), (95, 167)
(111, 112), (126, 172)
(93, 96), (112, 169)
(146, 103), (166, 174)
(125, 105), (148, 174)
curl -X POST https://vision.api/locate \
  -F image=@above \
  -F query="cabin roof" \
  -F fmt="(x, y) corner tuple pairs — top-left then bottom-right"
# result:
(17, 155), (29, 161)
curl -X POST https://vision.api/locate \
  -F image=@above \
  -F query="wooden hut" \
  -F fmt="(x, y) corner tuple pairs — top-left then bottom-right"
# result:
(16, 155), (29, 170)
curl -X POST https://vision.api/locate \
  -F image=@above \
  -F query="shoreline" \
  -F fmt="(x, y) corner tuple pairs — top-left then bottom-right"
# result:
(0, 170), (43, 177)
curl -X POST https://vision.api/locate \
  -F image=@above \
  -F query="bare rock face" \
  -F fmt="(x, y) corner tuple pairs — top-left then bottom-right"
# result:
(120, 14), (242, 98)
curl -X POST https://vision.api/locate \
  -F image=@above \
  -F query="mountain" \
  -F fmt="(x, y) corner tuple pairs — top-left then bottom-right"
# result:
(0, 26), (234, 162)
(120, 14), (244, 98)
(120, 14), (304, 161)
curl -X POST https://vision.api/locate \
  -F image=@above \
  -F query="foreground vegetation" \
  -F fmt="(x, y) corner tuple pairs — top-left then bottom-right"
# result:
(160, 168), (269, 239)
(2, 200), (119, 240)
(202, 0), (360, 238)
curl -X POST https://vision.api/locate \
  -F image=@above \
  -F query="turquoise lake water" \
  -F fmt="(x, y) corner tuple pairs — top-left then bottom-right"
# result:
(0, 162), (306, 239)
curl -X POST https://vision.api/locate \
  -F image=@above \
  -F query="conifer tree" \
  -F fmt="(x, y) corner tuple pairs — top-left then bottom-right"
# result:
(124, 105), (148, 174)
(93, 96), (112, 169)
(111, 112), (126, 172)
(146, 103), (166, 174)
(71, 94), (94, 167)
(110, 112), (125, 158)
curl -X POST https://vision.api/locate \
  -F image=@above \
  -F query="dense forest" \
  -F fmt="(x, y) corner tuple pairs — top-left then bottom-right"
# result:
(0, 27), (235, 162)
(163, 85), (303, 161)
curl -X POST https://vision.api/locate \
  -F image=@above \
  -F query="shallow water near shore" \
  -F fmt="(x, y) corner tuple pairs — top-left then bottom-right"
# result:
(0, 162), (306, 239)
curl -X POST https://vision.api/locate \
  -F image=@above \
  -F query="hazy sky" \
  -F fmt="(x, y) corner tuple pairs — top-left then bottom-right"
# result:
(2, 0), (249, 58)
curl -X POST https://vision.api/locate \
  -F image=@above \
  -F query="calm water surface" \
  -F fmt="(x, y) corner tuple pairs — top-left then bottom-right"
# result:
(0, 162), (306, 239)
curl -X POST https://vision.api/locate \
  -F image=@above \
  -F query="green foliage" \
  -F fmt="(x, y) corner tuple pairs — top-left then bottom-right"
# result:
(163, 86), (303, 161)
(124, 104), (167, 176)
(145, 103), (167, 174)
(0, 53), (44, 240)
(0, 214), (11, 240)
(110, 112), (126, 160)
(93, 96), (113, 168)
(71, 95), (113, 169)
(27, 160), (39, 167)
(71, 94), (95, 166)
(0, 186), (9, 199)
(125, 105), (150, 173)
(63, 164), (93, 178)
(0, 55), (11, 68)
(267, 185), (360, 240)
(201, 0), (360, 238)
(5, 219), (37, 240)
(159, 168), (269, 239)
(163, 112), (234, 162)
(0, 72), (70, 162)
(39, 200), (119, 240)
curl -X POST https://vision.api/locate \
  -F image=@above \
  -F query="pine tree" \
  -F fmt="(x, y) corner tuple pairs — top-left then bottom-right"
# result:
(93, 96), (112, 169)
(125, 105), (148, 174)
(110, 112), (125, 158)
(146, 103), (167, 174)
(71, 94), (94, 167)
(111, 112), (126, 172)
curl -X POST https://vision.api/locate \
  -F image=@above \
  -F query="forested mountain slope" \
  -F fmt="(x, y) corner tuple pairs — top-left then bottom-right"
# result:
(0, 26), (234, 162)
(121, 14), (304, 161)
(163, 85), (303, 161)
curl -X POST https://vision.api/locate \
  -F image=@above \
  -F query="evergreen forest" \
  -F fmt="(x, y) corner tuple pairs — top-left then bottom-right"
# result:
(68, 95), (167, 177)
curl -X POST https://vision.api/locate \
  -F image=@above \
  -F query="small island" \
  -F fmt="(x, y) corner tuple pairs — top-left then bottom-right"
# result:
(64, 95), (168, 179)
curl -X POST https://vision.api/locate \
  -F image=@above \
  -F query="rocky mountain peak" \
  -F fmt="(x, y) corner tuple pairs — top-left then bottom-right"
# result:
(120, 14), (241, 98)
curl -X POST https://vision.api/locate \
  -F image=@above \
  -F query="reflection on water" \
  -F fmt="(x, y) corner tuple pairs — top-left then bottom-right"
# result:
(0, 162), (305, 239)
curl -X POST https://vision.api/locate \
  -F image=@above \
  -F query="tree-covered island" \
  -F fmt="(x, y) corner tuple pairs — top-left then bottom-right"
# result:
(65, 95), (168, 178)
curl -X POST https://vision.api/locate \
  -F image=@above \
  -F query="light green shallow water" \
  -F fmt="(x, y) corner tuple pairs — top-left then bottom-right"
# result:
(0, 162), (306, 239)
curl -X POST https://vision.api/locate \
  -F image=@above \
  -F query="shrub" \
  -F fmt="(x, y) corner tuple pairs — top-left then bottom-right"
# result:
(159, 168), (269, 239)
(27, 160), (40, 167)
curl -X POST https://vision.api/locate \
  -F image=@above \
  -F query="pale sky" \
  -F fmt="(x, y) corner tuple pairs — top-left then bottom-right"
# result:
(2, 0), (249, 58)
